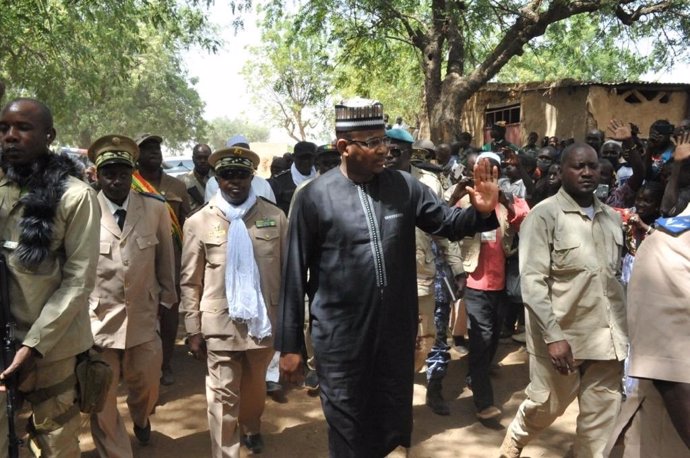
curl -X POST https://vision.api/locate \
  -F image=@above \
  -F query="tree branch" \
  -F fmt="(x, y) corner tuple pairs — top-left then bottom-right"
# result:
(615, 1), (674, 25)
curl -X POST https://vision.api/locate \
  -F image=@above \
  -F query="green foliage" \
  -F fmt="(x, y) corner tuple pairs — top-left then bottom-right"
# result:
(0, 0), (217, 148)
(204, 117), (270, 150)
(335, 42), (424, 127)
(262, 0), (690, 137)
(242, 12), (334, 142)
(499, 14), (657, 82)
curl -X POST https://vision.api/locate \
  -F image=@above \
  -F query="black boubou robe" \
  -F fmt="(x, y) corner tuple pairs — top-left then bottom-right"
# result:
(276, 167), (498, 457)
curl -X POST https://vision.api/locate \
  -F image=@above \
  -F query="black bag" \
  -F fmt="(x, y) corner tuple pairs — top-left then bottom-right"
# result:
(505, 254), (521, 302)
(76, 349), (113, 414)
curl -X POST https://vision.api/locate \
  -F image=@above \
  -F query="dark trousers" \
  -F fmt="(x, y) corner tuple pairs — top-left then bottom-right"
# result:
(159, 302), (179, 372)
(426, 300), (451, 382)
(498, 300), (523, 334)
(464, 287), (503, 410)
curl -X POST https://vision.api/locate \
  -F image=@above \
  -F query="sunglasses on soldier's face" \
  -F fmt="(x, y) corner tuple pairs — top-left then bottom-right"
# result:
(388, 147), (403, 158)
(218, 168), (253, 180)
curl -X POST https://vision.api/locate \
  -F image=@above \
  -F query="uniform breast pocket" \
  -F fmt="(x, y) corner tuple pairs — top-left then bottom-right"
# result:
(610, 229), (623, 270)
(204, 240), (226, 269)
(551, 236), (584, 272)
(136, 234), (159, 250)
(7, 252), (56, 276)
(253, 229), (279, 258)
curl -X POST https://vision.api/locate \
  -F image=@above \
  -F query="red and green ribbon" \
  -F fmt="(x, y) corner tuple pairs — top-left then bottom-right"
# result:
(131, 171), (183, 249)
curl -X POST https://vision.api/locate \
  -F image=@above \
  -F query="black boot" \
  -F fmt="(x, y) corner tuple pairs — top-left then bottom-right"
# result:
(425, 379), (450, 416)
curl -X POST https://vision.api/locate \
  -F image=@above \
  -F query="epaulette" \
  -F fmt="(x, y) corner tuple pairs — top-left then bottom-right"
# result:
(275, 169), (291, 178)
(137, 191), (166, 202)
(188, 202), (209, 217)
(412, 160), (443, 174)
(258, 196), (280, 208)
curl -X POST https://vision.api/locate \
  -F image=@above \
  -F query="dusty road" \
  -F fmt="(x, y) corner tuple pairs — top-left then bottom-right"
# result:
(65, 339), (579, 458)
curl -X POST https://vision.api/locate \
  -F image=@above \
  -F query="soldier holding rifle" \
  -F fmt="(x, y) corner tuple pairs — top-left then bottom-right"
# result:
(0, 98), (100, 456)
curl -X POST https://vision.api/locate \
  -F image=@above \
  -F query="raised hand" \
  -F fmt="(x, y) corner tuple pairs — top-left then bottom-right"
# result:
(467, 158), (499, 215)
(607, 119), (632, 142)
(673, 131), (690, 161)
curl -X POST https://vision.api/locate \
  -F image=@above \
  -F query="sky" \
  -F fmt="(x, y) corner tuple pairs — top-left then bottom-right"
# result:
(182, 3), (690, 144)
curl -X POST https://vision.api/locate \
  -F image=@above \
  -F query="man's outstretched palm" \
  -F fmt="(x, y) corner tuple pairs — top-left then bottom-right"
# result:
(468, 158), (499, 214)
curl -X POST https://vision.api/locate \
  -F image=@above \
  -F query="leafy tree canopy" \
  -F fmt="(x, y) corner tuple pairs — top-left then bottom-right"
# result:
(242, 12), (335, 142)
(1, 0), (218, 148)
(205, 116), (270, 151)
(258, 0), (690, 141)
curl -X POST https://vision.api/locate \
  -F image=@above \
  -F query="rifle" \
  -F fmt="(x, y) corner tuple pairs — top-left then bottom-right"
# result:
(0, 254), (20, 458)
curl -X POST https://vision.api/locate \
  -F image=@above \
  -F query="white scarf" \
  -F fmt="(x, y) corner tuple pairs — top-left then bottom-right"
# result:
(290, 162), (316, 187)
(215, 188), (272, 340)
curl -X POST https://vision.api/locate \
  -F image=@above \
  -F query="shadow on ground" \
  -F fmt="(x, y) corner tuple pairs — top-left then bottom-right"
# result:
(67, 340), (578, 457)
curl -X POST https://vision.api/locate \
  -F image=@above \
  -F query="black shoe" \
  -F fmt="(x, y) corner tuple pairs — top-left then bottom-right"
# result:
(161, 368), (175, 386)
(134, 421), (151, 445)
(304, 369), (320, 391)
(241, 433), (264, 454)
(425, 379), (450, 416)
(266, 381), (282, 393)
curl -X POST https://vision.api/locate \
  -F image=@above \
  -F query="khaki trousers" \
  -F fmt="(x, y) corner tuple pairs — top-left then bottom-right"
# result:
(415, 295), (436, 372)
(0, 356), (80, 457)
(506, 354), (622, 458)
(205, 346), (274, 458)
(91, 338), (162, 458)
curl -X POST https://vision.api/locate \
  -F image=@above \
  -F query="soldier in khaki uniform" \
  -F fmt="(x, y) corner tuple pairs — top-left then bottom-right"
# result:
(135, 133), (191, 386)
(181, 145), (287, 457)
(500, 143), (627, 458)
(180, 143), (213, 211)
(87, 135), (177, 457)
(0, 98), (100, 456)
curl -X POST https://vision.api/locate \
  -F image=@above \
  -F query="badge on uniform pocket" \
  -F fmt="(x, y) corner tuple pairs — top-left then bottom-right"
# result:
(255, 218), (276, 228)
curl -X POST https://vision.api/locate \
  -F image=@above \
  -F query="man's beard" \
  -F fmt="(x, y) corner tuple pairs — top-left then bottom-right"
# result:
(1, 156), (46, 185)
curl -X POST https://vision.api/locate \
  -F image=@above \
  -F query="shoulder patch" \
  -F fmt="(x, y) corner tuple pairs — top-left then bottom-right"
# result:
(137, 191), (166, 202)
(258, 196), (280, 207)
(187, 202), (209, 218)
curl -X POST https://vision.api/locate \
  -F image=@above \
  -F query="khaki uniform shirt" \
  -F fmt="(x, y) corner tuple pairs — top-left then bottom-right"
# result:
(180, 170), (212, 211)
(519, 188), (627, 360)
(0, 175), (99, 361)
(411, 166), (462, 296)
(89, 191), (177, 349)
(180, 196), (287, 351)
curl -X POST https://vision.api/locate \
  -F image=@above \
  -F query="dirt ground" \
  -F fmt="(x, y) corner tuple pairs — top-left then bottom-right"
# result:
(51, 338), (578, 458)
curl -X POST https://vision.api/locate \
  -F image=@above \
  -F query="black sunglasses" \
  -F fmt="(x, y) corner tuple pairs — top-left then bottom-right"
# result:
(218, 168), (253, 180)
(388, 147), (403, 158)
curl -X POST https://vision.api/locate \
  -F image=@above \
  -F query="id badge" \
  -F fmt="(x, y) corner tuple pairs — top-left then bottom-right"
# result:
(480, 230), (497, 242)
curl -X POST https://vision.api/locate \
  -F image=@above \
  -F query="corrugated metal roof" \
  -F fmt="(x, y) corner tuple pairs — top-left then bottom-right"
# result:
(480, 80), (690, 92)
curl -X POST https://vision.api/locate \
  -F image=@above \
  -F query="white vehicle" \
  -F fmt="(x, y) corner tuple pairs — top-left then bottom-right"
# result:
(163, 156), (194, 177)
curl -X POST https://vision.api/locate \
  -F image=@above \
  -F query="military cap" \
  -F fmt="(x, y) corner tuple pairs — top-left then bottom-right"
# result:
(209, 146), (260, 172)
(411, 139), (435, 162)
(413, 139), (436, 154)
(316, 143), (339, 156)
(88, 135), (139, 169)
(335, 98), (385, 133)
(134, 133), (163, 146)
(386, 128), (415, 144)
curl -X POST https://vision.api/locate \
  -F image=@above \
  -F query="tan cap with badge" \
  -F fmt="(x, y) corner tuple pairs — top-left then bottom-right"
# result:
(88, 135), (139, 169)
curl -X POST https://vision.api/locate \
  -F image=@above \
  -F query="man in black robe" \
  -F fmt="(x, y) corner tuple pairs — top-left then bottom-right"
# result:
(276, 98), (499, 457)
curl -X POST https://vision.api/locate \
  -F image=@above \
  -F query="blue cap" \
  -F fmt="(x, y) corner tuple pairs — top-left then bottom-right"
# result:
(226, 135), (250, 148)
(386, 128), (414, 144)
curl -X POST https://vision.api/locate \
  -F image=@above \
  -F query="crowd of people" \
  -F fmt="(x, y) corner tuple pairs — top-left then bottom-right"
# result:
(0, 90), (688, 458)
